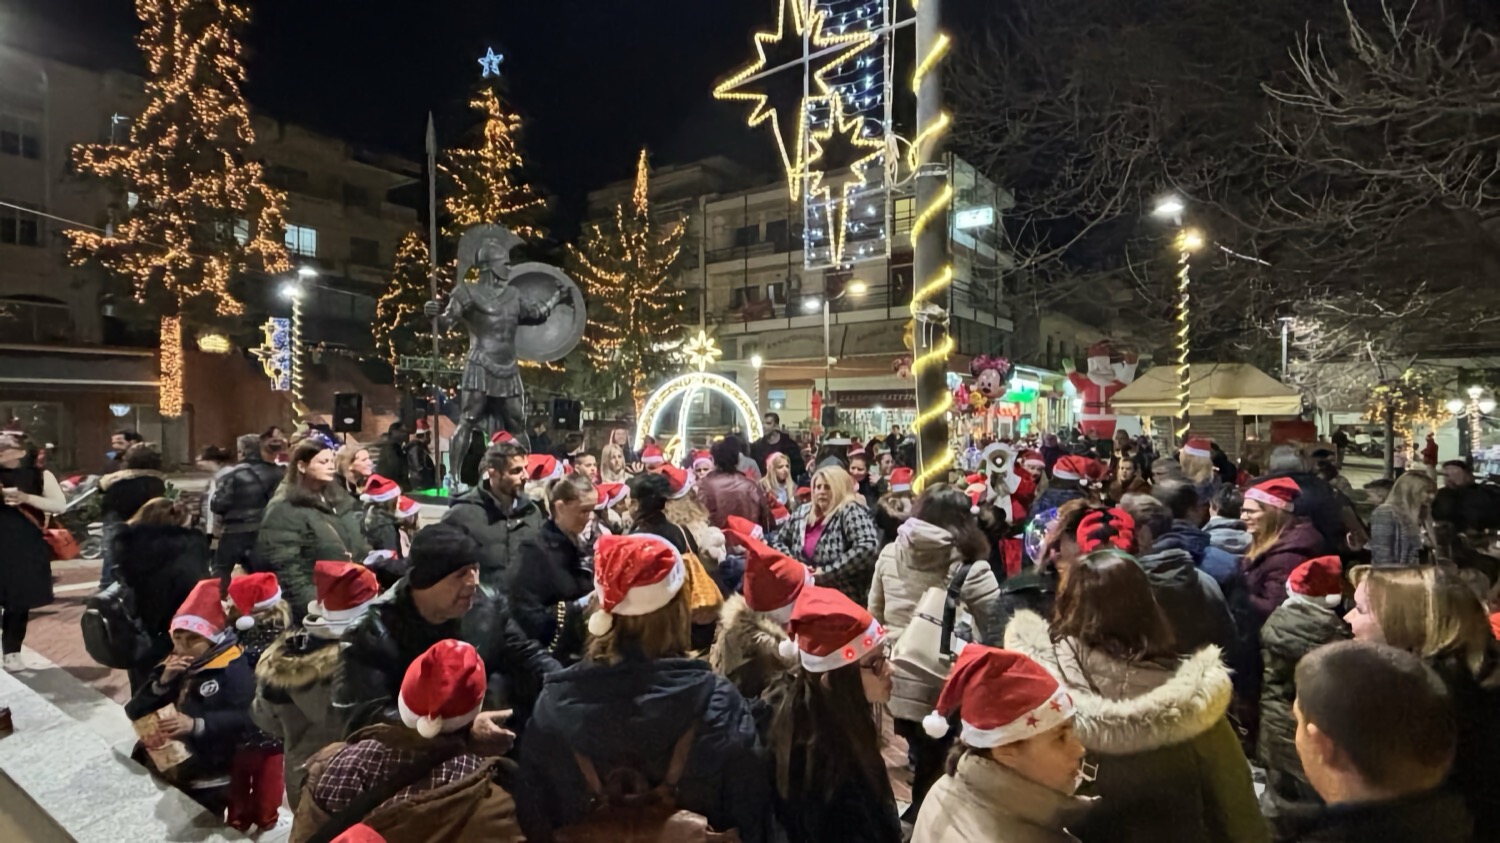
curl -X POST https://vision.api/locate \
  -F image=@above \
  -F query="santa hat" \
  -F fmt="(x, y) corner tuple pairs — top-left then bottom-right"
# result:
(395, 495), (422, 520)
(308, 559), (381, 624)
(595, 482), (628, 511)
(1085, 342), (1111, 360)
(588, 534), (687, 636)
(170, 579), (230, 642)
(778, 586), (886, 673)
(735, 531), (814, 614)
(922, 645), (1075, 745)
(227, 572), (282, 631)
(1287, 556), (1343, 608)
(1246, 477), (1300, 512)
(887, 467), (914, 494)
(1052, 455), (1091, 481)
(640, 444), (665, 466)
(526, 454), (565, 483)
(964, 473), (988, 514)
(796, 486), (812, 502)
(661, 465), (694, 499)
(691, 450), (713, 469)
(847, 443), (867, 462)
(490, 430), (515, 446)
(398, 640), (486, 739)
(1182, 438), (1213, 459)
(332, 825), (386, 843)
(724, 515), (765, 543)
(771, 501), (791, 526)
(1020, 450), (1045, 472)
(361, 474), (401, 504)
(413, 419), (429, 433)
(1076, 508), (1136, 554)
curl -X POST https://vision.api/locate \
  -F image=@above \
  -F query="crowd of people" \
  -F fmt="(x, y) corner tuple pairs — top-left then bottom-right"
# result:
(4, 415), (1497, 842)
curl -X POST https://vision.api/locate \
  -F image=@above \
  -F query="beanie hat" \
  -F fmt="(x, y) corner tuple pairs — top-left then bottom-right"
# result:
(1076, 508), (1136, 554)
(1052, 455), (1090, 481)
(595, 482), (628, 511)
(1287, 556), (1343, 607)
(171, 579), (230, 641)
(922, 645), (1075, 745)
(227, 572), (282, 631)
(1182, 438), (1212, 459)
(408, 527), (479, 591)
(692, 450), (712, 469)
(490, 430), (515, 445)
(661, 465), (693, 499)
(398, 640), (486, 739)
(771, 501), (791, 526)
(724, 515), (765, 542)
(309, 560), (381, 623)
(361, 474), (401, 504)
(887, 467), (914, 493)
(527, 454), (564, 483)
(779, 586), (886, 672)
(588, 534), (686, 636)
(1246, 477), (1300, 512)
(732, 531), (813, 614)
(395, 496), (422, 520)
(641, 444), (665, 466)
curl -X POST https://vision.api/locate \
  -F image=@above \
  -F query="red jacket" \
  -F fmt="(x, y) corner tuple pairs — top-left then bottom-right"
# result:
(695, 470), (772, 533)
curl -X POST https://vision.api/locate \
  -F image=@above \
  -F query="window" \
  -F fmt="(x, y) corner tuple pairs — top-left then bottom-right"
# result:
(0, 201), (41, 247)
(269, 165), (310, 193)
(343, 184), (370, 208)
(285, 224), (317, 257)
(732, 224), (759, 248)
(0, 297), (72, 342)
(767, 281), (787, 305)
(0, 114), (40, 160)
(350, 236), (380, 266)
(231, 218), (250, 246)
(765, 219), (789, 250)
(729, 285), (762, 310)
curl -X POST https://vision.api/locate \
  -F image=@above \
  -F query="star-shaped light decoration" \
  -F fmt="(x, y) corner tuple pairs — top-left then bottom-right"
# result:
(478, 47), (504, 79)
(802, 90), (886, 265)
(682, 330), (723, 372)
(714, 0), (877, 198)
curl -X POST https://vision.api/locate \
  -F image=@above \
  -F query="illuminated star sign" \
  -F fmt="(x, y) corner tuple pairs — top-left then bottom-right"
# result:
(803, 91), (885, 265)
(714, 0), (878, 198)
(683, 330), (723, 372)
(478, 47), (504, 79)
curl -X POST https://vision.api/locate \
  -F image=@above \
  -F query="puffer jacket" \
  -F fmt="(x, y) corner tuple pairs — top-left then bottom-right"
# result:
(708, 594), (792, 699)
(363, 504), (401, 555)
(1256, 597), (1349, 788)
(211, 457), (285, 534)
(1242, 520), (1326, 626)
(1006, 611), (1269, 843)
(1154, 520), (1241, 591)
(441, 482), (545, 591)
(1204, 517), (1252, 556)
(256, 484), (369, 620)
(869, 518), (1004, 722)
(99, 468), (168, 522)
(1134, 547), (1236, 656)
(125, 641), (255, 786)
(111, 523), (210, 669)
(252, 628), (347, 805)
(913, 751), (1091, 843)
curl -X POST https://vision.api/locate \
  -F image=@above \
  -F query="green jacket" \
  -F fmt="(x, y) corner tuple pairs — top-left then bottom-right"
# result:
(256, 485), (369, 617)
(1258, 597), (1350, 787)
(441, 482), (545, 591)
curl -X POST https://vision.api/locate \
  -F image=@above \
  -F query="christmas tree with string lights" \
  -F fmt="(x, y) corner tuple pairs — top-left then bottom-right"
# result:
(568, 149), (686, 411)
(66, 0), (289, 416)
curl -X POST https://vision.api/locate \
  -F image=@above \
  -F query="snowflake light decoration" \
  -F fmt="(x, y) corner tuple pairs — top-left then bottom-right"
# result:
(683, 330), (723, 372)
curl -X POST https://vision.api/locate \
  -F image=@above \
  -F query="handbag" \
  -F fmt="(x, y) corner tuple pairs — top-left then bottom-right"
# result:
(890, 561), (975, 682)
(678, 527), (724, 626)
(21, 507), (79, 561)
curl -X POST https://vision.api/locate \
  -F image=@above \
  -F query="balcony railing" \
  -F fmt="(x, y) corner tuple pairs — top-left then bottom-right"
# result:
(714, 274), (1003, 327)
(706, 241), (777, 264)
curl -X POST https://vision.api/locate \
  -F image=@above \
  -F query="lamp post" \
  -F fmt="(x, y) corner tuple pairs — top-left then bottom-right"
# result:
(1278, 317), (1294, 381)
(1152, 195), (1203, 448)
(280, 266), (318, 416)
(1448, 386), (1495, 459)
(804, 280), (868, 417)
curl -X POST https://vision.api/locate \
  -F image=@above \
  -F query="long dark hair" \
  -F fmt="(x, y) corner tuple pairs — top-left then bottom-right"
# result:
(909, 484), (990, 560)
(1051, 550), (1175, 661)
(763, 664), (888, 803)
(282, 439), (345, 507)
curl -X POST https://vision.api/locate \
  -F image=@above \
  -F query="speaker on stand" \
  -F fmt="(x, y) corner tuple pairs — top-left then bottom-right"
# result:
(333, 393), (364, 434)
(551, 397), (582, 431)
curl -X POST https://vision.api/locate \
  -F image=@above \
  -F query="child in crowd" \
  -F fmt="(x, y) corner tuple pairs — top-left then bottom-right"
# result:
(224, 571), (291, 832)
(125, 579), (255, 818)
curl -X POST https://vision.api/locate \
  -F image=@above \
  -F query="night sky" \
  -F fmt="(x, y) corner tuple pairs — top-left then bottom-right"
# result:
(5, 0), (789, 228)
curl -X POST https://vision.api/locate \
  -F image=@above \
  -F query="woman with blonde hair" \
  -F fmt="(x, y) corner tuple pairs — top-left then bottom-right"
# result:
(1367, 471), (1435, 566)
(773, 465), (881, 603)
(762, 451), (797, 507)
(1347, 565), (1500, 831)
(599, 442), (631, 483)
(334, 445), (373, 498)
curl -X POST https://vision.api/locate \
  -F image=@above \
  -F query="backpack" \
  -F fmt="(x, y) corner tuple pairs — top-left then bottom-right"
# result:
(553, 725), (741, 843)
(81, 583), (151, 670)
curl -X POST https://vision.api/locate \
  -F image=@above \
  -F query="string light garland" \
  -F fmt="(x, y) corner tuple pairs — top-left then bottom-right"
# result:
(635, 372), (764, 457)
(802, 90), (886, 266)
(682, 330), (724, 372)
(568, 150), (686, 412)
(1174, 228), (1203, 444)
(289, 286), (305, 412)
(64, 0), (289, 417)
(441, 88), (548, 241)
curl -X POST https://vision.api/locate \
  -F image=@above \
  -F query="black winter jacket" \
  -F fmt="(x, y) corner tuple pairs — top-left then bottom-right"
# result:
(441, 483), (546, 591)
(209, 457), (284, 534)
(125, 641), (255, 780)
(111, 523), (210, 670)
(1428, 647), (1500, 841)
(99, 469), (168, 522)
(1256, 599), (1349, 787)
(1136, 547), (1236, 656)
(507, 520), (593, 663)
(516, 657), (774, 842)
(1280, 789), (1472, 843)
(332, 579), (561, 736)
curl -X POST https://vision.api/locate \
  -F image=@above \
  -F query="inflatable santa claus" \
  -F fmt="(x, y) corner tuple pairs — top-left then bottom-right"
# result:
(1064, 341), (1139, 439)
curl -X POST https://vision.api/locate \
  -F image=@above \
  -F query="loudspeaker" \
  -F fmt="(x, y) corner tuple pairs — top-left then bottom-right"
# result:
(333, 393), (364, 433)
(820, 404), (839, 429)
(551, 397), (582, 431)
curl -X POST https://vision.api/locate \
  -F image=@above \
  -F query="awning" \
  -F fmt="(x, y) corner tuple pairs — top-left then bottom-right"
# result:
(1110, 363), (1303, 417)
(0, 344), (159, 390)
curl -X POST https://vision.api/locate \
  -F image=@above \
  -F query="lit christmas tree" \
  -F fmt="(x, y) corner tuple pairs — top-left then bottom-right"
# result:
(568, 149), (686, 411)
(66, 0), (289, 416)
(373, 232), (464, 390)
(442, 88), (548, 240)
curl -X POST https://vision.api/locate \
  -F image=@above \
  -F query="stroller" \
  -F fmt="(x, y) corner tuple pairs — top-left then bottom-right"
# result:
(55, 477), (104, 561)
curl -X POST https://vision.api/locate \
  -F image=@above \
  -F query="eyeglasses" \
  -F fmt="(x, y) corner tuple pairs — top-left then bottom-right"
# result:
(859, 643), (892, 674)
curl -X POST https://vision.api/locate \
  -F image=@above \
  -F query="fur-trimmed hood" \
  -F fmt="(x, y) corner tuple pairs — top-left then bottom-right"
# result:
(255, 629), (343, 690)
(707, 594), (791, 698)
(98, 468), (165, 490)
(1004, 610), (1232, 755)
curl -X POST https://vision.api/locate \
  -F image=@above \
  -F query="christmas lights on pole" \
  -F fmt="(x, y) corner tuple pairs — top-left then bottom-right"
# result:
(1152, 194), (1201, 448)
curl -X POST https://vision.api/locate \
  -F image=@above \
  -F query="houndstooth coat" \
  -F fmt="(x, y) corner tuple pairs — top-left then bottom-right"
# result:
(772, 501), (882, 604)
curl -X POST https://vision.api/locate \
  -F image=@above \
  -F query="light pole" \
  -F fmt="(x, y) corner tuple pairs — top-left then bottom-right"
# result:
(1447, 386), (1495, 459)
(1152, 195), (1203, 448)
(804, 280), (868, 418)
(280, 265), (318, 418)
(1278, 317), (1294, 381)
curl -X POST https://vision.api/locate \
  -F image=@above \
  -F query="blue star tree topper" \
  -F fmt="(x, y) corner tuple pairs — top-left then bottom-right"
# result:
(478, 47), (504, 79)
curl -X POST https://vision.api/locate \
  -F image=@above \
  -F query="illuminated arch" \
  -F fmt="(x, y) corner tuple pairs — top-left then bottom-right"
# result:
(636, 372), (764, 463)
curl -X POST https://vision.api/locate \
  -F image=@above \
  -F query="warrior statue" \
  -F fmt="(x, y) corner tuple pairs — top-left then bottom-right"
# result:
(424, 224), (586, 490)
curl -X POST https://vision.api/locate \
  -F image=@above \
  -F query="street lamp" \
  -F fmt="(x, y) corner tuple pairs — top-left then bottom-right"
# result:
(805, 281), (869, 413)
(1449, 386), (1494, 458)
(1152, 195), (1186, 223)
(280, 267), (318, 414)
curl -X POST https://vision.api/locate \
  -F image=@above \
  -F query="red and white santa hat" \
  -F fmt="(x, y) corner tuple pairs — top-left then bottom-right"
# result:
(1287, 556), (1343, 608)
(170, 579), (230, 642)
(527, 454), (565, 483)
(227, 572), (282, 630)
(847, 443), (867, 462)
(1182, 437), (1213, 459)
(1020, 450), (1045, 472)
(332, 825), (386, 843)
(398, 639), (487, 739)
(640, 444), (665, 466)
(778, 586), (887, 673)
(1246, 477), (1301, 512)
(733, 532), (814, 616)
(771, 501), (791, 526)
(923, 645), (1075, 745)
(588, 534), (687, 636)
(308, 559), (382, 625)
(361, 474), (401, 504)
(724, 515), (765, 543)
(965, 473), (988, 514)
(691, 450), (713, 469)
(490, 430), (515, 446)
(1052, 455), (1091, 481)
(887, 466), (914, 494)
(395, 496), (422, 520)
(595, 482), (628, 511)
(413, 419), (429, 434)
(661, 465), (694, 499)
